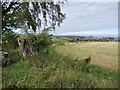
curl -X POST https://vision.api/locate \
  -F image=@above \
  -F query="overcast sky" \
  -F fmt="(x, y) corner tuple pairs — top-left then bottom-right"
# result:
(53, 2), (118, 37)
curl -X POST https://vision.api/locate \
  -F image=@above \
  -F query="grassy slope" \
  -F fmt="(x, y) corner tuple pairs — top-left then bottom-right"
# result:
(55, 42), (118, 71)
(2, 46), (118, 88)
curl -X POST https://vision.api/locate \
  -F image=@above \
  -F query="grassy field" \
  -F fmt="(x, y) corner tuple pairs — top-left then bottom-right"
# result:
(55, 42), (118, 71)
(2, 47), (118, 88)
(2, 40), (119, 88)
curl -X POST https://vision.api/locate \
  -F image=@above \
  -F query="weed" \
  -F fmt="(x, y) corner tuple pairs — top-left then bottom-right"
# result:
(2, 47), (118, 88)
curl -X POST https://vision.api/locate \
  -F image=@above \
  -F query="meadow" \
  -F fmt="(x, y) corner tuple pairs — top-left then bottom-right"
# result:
(55, 42), (118, 71)
(2, 37), (119, 88)
(2, 1), (119, 89)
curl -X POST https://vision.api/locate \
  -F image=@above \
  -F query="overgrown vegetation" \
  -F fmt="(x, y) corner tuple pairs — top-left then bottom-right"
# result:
(2, 30), (19, 51)
(2, 1), (119, 88)
(2, 45), (118, 88)
(28, 32), (52, 52)
(2, 32), (52, 67)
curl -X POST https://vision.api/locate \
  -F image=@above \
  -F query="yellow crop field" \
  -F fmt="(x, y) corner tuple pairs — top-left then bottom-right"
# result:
(55, 42), (118, 71)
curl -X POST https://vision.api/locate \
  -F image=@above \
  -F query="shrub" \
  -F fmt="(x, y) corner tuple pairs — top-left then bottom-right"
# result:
(29, 32), (52, 52)
(2, 50), (22, 67)
(2, 30), (19, 50)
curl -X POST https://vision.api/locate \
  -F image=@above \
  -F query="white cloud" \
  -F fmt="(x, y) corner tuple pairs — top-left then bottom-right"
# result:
(68, 0), (119, 2)
(54, 2), (118, 36)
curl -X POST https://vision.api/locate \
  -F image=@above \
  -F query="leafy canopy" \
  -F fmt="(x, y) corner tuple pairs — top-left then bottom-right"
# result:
(2, 1), (66, 34)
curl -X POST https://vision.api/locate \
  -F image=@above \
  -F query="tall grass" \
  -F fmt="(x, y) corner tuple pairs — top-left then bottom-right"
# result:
(2, 49), (22, 67)
(2, 47), (118, 88)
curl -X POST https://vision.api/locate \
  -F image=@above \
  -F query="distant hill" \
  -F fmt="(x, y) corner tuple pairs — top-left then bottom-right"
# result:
(54, 35), (117, 39)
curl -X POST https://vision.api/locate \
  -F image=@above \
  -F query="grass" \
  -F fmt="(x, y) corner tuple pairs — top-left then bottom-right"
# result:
(2, 46), (118, 88)
(55, 42), (118, 71)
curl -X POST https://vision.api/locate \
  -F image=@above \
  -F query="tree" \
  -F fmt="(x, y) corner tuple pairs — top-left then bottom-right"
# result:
(1, 1), (66, 57)
(2, 1), (66, 34)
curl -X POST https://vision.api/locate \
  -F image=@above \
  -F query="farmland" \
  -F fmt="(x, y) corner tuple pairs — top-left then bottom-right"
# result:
(55, 42), (118, 71)
(2, 37), (119, 88)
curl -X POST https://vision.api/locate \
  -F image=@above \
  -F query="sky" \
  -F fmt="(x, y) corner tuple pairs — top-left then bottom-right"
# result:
(53, 2), (118, 37)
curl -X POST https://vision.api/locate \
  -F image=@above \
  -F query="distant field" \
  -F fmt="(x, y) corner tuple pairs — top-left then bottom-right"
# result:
(55, 42), (118, 71)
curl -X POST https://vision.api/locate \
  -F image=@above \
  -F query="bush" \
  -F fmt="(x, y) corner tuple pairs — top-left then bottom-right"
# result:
(29, 32), (52, 52)
(2, 30), (19, 50)
(2, 50), (22, 67)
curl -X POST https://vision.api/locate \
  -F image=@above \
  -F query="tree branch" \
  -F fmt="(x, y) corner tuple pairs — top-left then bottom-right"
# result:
(2, 2), (18, 15)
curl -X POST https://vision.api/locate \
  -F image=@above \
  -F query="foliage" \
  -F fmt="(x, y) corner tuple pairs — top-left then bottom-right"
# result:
(2, 46), (118, 88)
(28, 32), (52, 52)
(2, 30), (20, 67)
(51, 36), (71, 45)
(2, 1), (66, 34)
(2, 49), (22, 67)
(1, 1), (66, 58)
(2, 30), (19, 51)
